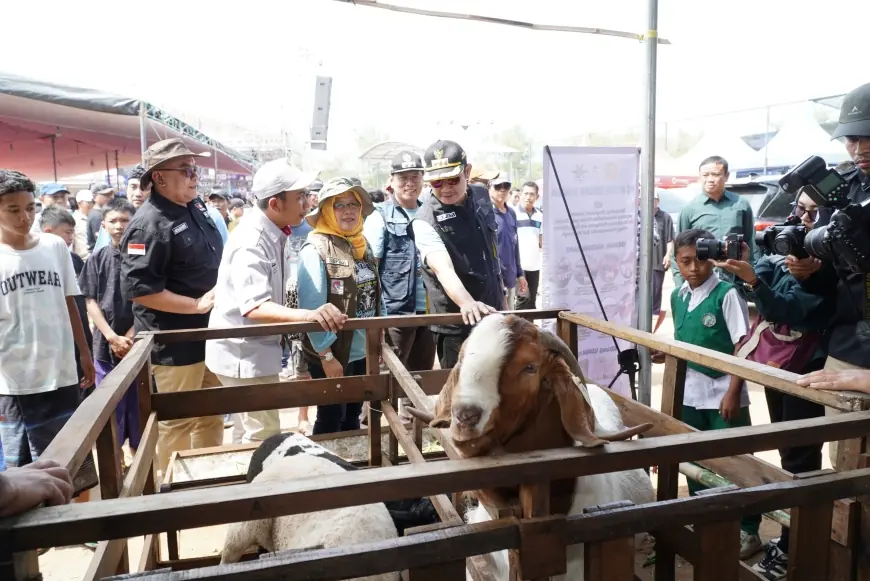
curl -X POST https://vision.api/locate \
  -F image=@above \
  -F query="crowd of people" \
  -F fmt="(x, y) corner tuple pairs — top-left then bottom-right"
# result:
(0, 136), (545, 522)
(1, 83), (869, 581)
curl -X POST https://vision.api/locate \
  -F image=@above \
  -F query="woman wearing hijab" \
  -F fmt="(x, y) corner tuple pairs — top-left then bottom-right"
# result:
(297, 178), (381, 434)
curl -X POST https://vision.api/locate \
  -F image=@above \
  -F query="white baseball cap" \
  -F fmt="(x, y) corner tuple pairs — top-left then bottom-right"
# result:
(76, 189), (94, 203)
(252, 159), (319, 201)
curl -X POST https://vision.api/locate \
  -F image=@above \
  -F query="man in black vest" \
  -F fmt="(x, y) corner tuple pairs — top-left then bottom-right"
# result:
(364, 151), (436, 421)
(409, 140), (503, 368)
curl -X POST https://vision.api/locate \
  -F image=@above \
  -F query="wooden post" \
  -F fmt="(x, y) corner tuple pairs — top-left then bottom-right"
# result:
(556, 317), (579, 359)
(388, 372), (400, 466)
(5, 550), (39, 581)
(366, 328), (382, 467)
(584, 536), (635, 581)
(693, 519), (740, 581)
(855, 452), (870, 581)
(95, 409), (129, 574)
(655, 355), (686, 581)
(788, 501), (834, 580)
(514, 483), (552, 581)
(411, 374), (425, 452)
(405, 523), (466, 581)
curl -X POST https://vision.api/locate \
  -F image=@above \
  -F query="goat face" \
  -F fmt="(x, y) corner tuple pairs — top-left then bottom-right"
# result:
(423, 314), (651, 457)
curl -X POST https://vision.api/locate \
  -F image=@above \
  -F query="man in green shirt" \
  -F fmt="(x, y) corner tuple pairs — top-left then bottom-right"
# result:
(672, 155), (757, 286)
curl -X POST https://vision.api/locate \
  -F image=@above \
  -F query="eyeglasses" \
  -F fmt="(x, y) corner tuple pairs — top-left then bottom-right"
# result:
(429, 176), (462, 189)
(791, 202), (818, 221)
(334, 201), (361, 211)
(393, 174), (422, 184)
(158, 166), (199, 179)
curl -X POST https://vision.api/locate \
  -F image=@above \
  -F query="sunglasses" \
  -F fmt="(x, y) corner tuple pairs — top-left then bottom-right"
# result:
(158, 166), (199, 179)
(429, 176), (462, 189)
(493, 184), (511, 192)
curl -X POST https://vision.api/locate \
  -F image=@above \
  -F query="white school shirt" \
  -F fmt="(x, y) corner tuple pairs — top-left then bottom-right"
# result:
(516, 207), (543, 272)
(676, 274), (751, 410)
(0, 234), (81, 395)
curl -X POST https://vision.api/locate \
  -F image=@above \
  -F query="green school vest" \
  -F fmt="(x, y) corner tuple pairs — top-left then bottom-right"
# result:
(671, 280), (735, 378)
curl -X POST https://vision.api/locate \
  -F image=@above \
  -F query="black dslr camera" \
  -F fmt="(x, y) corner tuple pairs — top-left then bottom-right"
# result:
(775, 155), (870, 273)
(696, 233), (744, 261)
(755, 215), (810, 259)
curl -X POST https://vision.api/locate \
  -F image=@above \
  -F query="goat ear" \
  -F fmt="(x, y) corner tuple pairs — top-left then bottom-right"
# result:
(545, 358), (610, 447)
(431, 359), (461, 429)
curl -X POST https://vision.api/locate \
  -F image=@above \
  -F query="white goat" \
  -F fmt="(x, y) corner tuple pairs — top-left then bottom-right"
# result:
(221, 452), (400, 581)
(407, 313), (654, 581)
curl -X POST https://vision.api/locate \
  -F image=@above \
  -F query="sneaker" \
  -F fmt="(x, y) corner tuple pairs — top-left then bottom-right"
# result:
(740, 530), (763, 560)
(750, 540), (787, 580)
(223, 414), (234, 429)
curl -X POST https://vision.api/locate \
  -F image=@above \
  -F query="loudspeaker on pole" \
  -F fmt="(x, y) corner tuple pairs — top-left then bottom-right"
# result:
(310, 76), (332, 151)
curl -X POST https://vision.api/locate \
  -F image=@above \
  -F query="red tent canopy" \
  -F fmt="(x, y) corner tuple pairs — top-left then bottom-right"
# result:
(0, 73), (252, 181)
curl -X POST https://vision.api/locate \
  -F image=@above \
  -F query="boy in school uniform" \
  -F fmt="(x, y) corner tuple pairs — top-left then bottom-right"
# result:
(79, 198), (141, 459)
(671, 228), (763, 559)
(0, 169), (98, 499)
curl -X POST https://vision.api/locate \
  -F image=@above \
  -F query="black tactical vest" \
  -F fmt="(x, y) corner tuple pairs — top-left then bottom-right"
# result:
(412, 185), (504, 335)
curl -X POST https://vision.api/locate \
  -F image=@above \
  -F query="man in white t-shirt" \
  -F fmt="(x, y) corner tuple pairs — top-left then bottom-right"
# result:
(0, 169), (97, 497)
(515, 181), (543, 310)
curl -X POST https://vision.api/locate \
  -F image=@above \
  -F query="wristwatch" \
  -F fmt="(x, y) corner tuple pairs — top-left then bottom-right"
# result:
(742, 278), (760, 293)
(319, 351), (335, 362)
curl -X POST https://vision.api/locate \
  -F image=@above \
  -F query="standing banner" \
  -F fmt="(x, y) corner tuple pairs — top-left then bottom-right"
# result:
(541, 146), (640, 398)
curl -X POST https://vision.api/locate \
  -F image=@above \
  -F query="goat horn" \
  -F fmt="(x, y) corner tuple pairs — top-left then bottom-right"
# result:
(540, 330), (585, 379)
(404, 406), (435, 424)
(598, 422), (654, 442)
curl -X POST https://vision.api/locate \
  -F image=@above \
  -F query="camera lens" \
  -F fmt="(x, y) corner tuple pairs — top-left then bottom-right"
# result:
(696, 239), (725, 261)
(804, 226), (830, 260)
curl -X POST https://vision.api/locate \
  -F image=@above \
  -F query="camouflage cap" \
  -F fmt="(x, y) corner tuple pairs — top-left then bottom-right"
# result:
(305, 177), (374, 228)
(140, 138), (211, 190)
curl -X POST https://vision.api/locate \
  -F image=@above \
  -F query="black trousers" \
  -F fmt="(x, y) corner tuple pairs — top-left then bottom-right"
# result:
(386, 319), (437, 372)
(515, 270), (540, 310)
(766, 358), (825, 553)
(434, 331), (470, 370)
(309, 358), (366, 435)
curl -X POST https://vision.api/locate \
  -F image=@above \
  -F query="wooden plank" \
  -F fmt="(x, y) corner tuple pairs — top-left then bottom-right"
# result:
(137, 356), (153, 446)
(138, 534), (158, 574)
(153, 374), (389, 421)
(41, 336), (152, 475)
(84, 414), (159, 581)
(562, 468), (870, 545)
(856, 454), (870, 581)
(388, 373), (401, 465)
(519, 516), (567, 580)
(655, 355), (686, 581)
(6, 550), (39, 581)
(584, 536), (634, 581)
(652, 526), (700, 565)
(366, 329), (382, 467)
(694, 519), (740, 581)
(95, 409), (128, 574)
(9, 418), (870, 551)
(103, 518), (520, 581)
(139, 310), (565, 343)
(560, 312), (870, 411)
(406, 523), (466, 581)
(788, 501), (834, 580)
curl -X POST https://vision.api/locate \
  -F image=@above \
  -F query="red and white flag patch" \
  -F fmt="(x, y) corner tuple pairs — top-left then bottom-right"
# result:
(128, 243), (146, 256)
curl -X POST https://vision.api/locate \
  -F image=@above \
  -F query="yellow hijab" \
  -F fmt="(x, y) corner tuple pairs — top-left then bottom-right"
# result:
(313, 191), (367, 260)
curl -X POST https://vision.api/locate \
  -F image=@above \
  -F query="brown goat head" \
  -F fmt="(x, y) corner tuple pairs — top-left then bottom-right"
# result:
(410, 314), (651, 458)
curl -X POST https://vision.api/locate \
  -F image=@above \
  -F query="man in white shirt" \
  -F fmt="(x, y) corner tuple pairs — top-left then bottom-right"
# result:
(205, 159), (345, 443)
(515, 181), (543, 310)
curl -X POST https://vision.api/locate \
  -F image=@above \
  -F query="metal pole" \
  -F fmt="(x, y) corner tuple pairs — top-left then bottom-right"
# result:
(50, 135), (58, 181)
(763, 106), (770, 175)
(114, 150), (120, 190)
(636, 0), (658, 406)
(139, 101), (147, 163)
(105, 152), (111, 185)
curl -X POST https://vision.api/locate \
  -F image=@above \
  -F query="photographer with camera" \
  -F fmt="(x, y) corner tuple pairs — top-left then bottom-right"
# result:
(714, 189), (835, 579)
(785, 84), (870, 439)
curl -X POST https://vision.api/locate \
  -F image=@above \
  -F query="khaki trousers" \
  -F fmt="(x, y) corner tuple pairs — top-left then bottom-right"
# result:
(823, 356), (863, 468)
(214, 373), (282, 443)
(153, 362), (224, 476)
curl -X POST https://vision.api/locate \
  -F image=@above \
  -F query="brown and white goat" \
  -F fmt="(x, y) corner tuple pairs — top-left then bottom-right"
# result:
(407, 313), (654, 580)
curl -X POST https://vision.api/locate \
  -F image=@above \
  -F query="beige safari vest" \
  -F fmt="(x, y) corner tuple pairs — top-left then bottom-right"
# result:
(301, 233), (380, 368)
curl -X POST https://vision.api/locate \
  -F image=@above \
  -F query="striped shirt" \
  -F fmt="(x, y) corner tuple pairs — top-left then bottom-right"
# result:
(516, 207), (543, 271)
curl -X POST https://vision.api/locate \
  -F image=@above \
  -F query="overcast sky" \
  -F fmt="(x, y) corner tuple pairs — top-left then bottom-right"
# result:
(1, 0), (866, 154)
